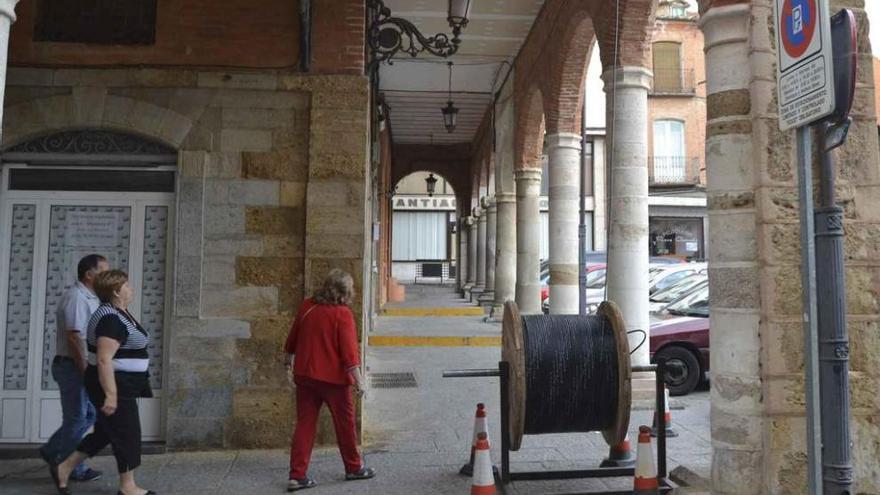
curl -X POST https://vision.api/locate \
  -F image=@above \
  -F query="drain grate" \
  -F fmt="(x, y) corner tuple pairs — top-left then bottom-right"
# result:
(369, 372), (418, 389)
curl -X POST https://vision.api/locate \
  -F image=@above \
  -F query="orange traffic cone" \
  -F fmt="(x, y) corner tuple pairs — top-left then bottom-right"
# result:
(651, 387), (678, 438)
(460, 403), (488, 476)
(600, 434), (635, 467)
(470, 432), (496, 495)
(634, 425), (659, 494)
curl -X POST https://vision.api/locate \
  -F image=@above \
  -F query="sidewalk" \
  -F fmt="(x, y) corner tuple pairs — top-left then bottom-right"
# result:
(0, 284), (711, 494)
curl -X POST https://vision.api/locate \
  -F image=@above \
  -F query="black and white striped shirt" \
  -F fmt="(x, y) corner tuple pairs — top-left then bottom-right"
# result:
(86, 304), (150, 373)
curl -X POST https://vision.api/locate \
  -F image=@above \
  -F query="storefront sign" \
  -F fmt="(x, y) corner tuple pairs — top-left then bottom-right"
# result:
(393, 195), (457, 210)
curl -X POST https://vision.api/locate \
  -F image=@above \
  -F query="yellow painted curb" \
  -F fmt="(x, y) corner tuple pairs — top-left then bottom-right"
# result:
(381, 307), (485, 317)
(369, 336), (501, 347)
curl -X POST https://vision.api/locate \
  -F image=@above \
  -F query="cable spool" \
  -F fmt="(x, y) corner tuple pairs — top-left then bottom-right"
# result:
(501, 300), (631, 451)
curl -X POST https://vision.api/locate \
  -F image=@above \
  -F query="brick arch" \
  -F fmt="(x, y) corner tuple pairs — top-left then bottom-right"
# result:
(514, 85), (545, 171)
(543, 10), (596, 135)
(2, 93), (195, 150)
(390, 143), (472, 215)
(590, 0), (657, 70)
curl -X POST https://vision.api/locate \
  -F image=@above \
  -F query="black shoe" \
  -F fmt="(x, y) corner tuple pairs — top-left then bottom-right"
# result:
(345, 466), (376, 481)
(287, 478), (316, 491)
(48, 464), (72, 495)
(116, 492), (157, 495)
(70, 468), (102, 482)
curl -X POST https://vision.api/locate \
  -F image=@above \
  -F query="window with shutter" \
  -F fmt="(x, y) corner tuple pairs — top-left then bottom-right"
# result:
(652, 42), (682, 93)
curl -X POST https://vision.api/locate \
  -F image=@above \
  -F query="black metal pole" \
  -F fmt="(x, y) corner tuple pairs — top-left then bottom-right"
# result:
(815, 122), (853, 494)
(499, 361), (511, 484)
(656, 359), (667, 479)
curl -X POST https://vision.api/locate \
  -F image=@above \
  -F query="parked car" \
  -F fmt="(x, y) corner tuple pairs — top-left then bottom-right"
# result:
(541, 264), (606, 313)
(649, 274), (707, 313)
(648, 263), (706, 295)
(649, 284), (710, 396)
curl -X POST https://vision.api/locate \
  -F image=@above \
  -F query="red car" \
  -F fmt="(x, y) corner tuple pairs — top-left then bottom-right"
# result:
(649, 285), (709, 396)
(540, 263), (606, 303)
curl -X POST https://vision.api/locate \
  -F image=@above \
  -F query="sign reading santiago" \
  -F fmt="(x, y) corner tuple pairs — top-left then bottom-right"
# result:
(774, 0), (835, 130)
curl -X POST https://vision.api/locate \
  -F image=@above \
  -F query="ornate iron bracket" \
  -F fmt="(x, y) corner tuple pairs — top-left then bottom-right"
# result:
(367, 0), (465, 69)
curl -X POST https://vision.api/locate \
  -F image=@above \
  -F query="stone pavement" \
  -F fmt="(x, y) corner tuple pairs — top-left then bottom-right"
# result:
(0, 284), (711, 494)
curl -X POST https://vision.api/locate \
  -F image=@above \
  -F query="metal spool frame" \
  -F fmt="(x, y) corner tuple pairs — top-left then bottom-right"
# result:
(501, 300), (631, 451)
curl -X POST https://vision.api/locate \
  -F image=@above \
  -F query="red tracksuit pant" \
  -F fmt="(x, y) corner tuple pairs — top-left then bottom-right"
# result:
(289, 376), (362, 479)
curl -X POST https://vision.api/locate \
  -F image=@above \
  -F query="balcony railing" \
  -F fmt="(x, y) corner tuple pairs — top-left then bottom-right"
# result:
(651, 68), (696, 95)
(650, 156), (700, 184)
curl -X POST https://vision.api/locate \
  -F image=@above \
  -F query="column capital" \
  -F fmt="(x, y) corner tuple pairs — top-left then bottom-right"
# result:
(698, 3), (750, 51)
(461, 216), (474, 226)
(496, 192), (516, 204)
(472, 206), (482, 218)
(0, 0), (17, 22)
(514, 168), (542, 182)
(601, 66), (652, 92)
(545, 132), (582, 151)
(480, 195), (491, 209)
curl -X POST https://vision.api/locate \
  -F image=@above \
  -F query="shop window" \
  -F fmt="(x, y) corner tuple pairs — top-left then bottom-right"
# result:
(649, 217), (704, 260)
(34, 0), (157, 45)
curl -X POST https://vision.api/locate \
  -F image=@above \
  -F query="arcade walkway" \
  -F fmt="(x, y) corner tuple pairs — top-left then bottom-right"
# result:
(0, 284), (710, 494)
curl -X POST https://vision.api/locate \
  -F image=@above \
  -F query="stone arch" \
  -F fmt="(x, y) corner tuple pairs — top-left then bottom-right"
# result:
(2, 92), (195, 150)
(390, 143), (472, 216)
(514, 85), (546, 171)
(543, 10), (596, 135)
(591, 0), (657, 71)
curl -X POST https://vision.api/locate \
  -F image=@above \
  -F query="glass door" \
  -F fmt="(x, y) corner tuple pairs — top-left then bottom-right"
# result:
(0, 195), (172, 443)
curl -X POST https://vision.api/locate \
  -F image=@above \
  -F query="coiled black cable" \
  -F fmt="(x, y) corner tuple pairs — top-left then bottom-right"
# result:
(521, 314), (619, 435)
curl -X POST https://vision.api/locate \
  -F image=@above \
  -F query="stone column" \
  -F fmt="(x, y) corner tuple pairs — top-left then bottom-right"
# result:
(0, 1), (18, 138)
(515, 169), (542, 314)
(475, 203), (488, 294)
(467, 213), (479, 295)
(602, 66), (652, 366)
(491, 193), (516, 317)
(461, 216), (474, 293)
(699, 4), (764, 493)
(458, 217), (469, 294)
(546, 133), (582, 314)
(481, 196), (497, 303)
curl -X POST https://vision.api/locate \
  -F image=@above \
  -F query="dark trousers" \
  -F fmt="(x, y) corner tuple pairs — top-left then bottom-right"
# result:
(289, 376), (362, 479)
(40, 357), (94, 476)
(77, 367), (142, 473)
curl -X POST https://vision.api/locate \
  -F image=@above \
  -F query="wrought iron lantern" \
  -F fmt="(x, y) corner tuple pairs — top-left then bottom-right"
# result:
(425, 173), (438, 197)
(441, 62), (459, 133)
(367, 0), (472, 67)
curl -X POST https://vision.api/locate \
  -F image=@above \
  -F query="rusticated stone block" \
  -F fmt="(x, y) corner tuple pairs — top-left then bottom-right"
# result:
(236, 256), (299, 287)
(706, 89), (750, 120)
(242, 147), (308, 181)
(843, 222), (880, 261)
(852, 415), (880, 494)
(245, 206), (305, 236)
(708, 213), (756, 262)
(849, 372), (880, 413)
(761, 222), (800, 263)
(764, 375), (805, 413)
(711, 374), (762, 410)
(709, 309), (760, 376)
(757, 119), (795, 184)
(710, 408), (762, 448)
(280, 181), (307, 207)
(837, 122), (880, 184)
(711, 447), (763, 494)
(201, 286), (278, 318)
(706, 191), (754, 211)
(708, 266), (759, 309)
(762, 320), (804, 375)
(263, 235), (305, 258)
(757, 187), (799, 222)
(848, 320), (880, 373)
(766, 265), (803, 316)
(845, 266), (880, 315)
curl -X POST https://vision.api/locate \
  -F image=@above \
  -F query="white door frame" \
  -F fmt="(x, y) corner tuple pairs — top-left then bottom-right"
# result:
(0, 164), (175, 443)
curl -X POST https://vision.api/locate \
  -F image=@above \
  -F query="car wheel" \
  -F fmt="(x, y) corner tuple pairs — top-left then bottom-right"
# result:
(654, 346), (701, 396)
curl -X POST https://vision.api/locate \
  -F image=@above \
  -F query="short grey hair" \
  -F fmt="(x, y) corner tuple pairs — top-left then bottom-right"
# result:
(313, 269), (354, 305)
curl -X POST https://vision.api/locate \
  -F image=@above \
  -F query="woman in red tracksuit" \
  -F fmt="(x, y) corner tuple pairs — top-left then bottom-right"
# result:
(283, 268), (375, 491)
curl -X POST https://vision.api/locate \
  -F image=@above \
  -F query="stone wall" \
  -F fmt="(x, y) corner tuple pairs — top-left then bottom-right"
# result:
(701, 0), (880, 492)
(2, 66), (369, 449)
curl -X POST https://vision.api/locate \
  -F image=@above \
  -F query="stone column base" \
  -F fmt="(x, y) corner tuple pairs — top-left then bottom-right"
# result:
(469, 287), (484, 303)
(489, 303), (504, 321)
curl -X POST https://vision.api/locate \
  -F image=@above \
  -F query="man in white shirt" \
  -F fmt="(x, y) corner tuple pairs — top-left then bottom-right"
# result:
(39, 254), (109, 482)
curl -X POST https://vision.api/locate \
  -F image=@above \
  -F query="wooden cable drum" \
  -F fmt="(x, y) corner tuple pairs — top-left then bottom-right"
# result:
(501, 300), (631, 451)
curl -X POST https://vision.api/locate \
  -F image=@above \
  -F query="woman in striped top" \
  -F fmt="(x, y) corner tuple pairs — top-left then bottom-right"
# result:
(52, 270), (154, 495)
